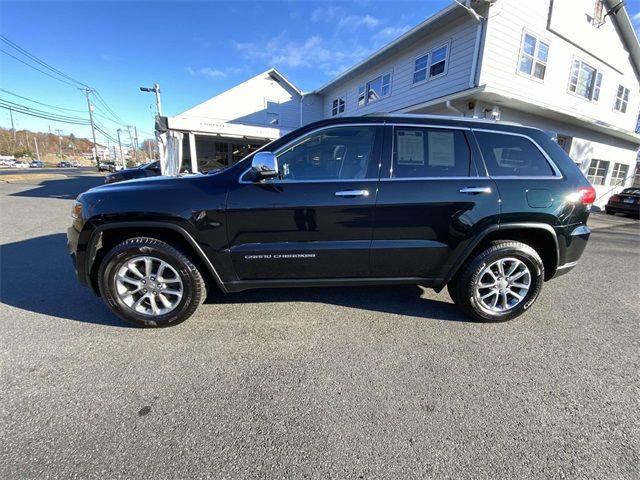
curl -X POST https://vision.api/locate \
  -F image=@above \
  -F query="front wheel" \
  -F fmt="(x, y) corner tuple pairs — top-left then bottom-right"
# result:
(448, 241), (544, 322)
(98, 237), (206, 327)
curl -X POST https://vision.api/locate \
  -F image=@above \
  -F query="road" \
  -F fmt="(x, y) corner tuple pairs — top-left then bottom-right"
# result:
(1, 171), (639, 479)
(0, 166), (98, 176)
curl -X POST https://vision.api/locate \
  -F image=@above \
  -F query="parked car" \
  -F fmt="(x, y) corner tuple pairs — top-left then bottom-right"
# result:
(104, 161), (161, 184)
(70, 161), (82, 167)
(98, 162), (116, 173)
(14, 160), (29, 168)
(605, 187), (640, 217)
(68, 115), (595, 327)
(29, 161), (44, 168)
(58, 161), (72, 168)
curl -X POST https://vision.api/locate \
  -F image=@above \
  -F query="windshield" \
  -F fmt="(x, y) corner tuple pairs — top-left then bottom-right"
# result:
(621, 188), (640, 195)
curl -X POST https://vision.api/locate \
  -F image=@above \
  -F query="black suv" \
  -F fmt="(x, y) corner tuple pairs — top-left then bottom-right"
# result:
(68, 115), (594, 327)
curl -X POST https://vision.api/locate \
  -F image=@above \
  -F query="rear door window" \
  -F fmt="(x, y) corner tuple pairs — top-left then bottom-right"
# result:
(391, 127), (470, 178)
(474, 131), (556, 177)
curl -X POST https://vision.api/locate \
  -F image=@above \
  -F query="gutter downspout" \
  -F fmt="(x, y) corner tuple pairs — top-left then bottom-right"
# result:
(469, 17), (484, 88)
(445, 100), (464, 116)
(299, 93), (305, 127)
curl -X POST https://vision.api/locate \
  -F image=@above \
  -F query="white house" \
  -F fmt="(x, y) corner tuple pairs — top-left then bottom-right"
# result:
(161, 0), (639, 206)
(315, 0), (640, 206)
(161, 68), (322, 173)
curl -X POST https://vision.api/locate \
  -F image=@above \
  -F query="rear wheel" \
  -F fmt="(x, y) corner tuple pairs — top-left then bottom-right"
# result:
(605, 207), (615, 215)
(449, 241), (544, 322)
(98, 237), (206, 327)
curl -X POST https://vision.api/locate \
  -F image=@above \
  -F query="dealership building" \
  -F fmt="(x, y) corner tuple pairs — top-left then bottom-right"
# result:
(158, 0), (640, 206)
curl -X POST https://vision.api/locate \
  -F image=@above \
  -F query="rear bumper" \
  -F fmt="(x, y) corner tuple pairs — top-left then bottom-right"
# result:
(551, 224), (591, 279)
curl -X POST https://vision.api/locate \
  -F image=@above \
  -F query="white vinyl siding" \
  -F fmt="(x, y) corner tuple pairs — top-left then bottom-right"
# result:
(568, 58), (603, 101)
(322, 14), (478, 117)
(517, 31), (549, 80)
(613, 85), (630, 113)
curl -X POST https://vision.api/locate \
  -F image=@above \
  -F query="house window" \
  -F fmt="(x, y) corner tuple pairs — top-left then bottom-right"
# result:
(413, 53), (429, 83)
(364, 72), (391, 105)
(610, 163), (629, 186)
(429, 45), (448, 78)
(518, 33), (549, 80)
(358, 85), (365, 107)
(266, 112), (279, 125)
(586, 159), (610, 185)
(568, 59), (603, 101)
(331, 96), (345, 116)
(614, 85), (630, 113)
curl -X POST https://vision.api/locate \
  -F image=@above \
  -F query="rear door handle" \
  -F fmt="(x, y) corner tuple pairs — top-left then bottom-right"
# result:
(335, 189), (369, 197)
(459, 187), (491, 194)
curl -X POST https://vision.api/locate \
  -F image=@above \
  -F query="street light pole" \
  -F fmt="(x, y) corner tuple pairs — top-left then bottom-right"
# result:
(139, 84), (162, 116)
(33, 137), (40, 162)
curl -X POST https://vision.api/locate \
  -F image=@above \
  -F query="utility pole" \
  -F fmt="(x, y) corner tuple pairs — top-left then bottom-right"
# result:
(127, 126), (135, 163)
(134, 126), (139, 153)
(116, 128), (124, 167)
(33, 137), (40, 162)
(9, 107), (16, 141)
(55, 129), (63, 160)
(80, 88), (101, 169)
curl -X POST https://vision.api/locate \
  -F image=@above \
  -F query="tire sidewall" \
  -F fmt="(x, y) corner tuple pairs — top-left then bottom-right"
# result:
(464, 246), (544, 322)
(100, 242), (199, 327)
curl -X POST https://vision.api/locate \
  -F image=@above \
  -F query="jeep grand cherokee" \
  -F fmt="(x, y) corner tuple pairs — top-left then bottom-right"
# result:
(67, 115), (594, 327)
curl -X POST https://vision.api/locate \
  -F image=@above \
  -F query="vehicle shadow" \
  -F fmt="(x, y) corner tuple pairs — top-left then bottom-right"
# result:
(0, 233), (131, 327)
(207, 285), (467, 323)
(8, 174), (104, 200)
(1, 233), (468, 326)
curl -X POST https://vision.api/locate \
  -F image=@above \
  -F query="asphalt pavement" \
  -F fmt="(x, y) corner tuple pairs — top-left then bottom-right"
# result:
(1, 172), (638, 479)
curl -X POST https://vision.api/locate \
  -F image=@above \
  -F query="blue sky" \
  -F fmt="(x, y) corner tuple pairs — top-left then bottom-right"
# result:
(1, 0), (640, 145)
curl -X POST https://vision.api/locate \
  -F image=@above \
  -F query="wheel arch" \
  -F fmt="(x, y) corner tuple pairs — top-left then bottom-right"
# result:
(444, 223), (559, 285)
(86, 222), (227, 295)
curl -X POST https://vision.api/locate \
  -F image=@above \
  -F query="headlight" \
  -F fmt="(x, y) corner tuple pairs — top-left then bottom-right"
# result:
(71, 201), (83, 219)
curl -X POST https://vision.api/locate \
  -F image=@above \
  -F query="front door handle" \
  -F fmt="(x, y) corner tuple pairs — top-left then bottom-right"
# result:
(459, 187), (491, 194)
(335, 189), (369, 197)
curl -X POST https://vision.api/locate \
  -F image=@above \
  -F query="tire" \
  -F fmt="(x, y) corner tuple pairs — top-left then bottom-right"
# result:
(605, 208), (615, 215)
(98, 237), (206, 327)
(449, 240), (544, 322)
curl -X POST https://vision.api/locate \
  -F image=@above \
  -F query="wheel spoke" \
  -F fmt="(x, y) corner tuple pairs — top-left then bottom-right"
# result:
(143, 257), (152, 277)
(497, 260), (505, 276)
(118, 274), (140, 287)
(158, 293), (173, 308)
(510, 270), (527, 281)
(507, 290), (523, 301)
(132, 293), (149, 311)
(500, 291), (508, 309)
(148, 295), (160, 315)
(480, 289), (498, 300)
(479, 281), (497, 288)
(128, 263), (144, 279)
(506, 261), (518, 276)
(510, 282), (529, 290)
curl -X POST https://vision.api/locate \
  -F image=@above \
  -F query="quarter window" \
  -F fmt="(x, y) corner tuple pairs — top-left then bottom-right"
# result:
(275, 126), (377, 181)
(475, 131), (556, 177)
(518, 33), (549, 80)
(568, 58), (603, 101)
(391, 127), (470, 178)
(413, 54), (429, 83)
(609, 162), (629, 186)
(331, 96), (345, 116)
(614, 85), (630, 113)
(586, 159), (610, 185)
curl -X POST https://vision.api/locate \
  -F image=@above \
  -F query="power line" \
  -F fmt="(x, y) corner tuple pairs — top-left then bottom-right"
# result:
(0, 99), (91, 125)
(0, 34), (90, 88)
(0, 49), (79, 88)
(0, 88), (86, 113)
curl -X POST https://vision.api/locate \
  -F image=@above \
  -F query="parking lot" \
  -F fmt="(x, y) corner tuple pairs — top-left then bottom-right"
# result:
(1, 171), (639, 479)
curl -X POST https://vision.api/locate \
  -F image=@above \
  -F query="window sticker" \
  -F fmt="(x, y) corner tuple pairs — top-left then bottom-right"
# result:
(428, 131), (455, 167)
(396, 130), (424, 165)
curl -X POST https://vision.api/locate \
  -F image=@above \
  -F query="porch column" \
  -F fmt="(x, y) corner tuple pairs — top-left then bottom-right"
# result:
(189, 133), (198, 173)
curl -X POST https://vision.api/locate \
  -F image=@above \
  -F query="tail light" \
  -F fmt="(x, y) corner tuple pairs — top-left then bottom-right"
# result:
(577, 186), (596, 205)
(609, 195), (620, 203)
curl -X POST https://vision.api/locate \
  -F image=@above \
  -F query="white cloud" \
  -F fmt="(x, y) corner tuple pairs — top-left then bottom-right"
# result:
(186, 67), (227, 79)
(632, 12), (640, 21)
(377, 24), (413, 40)
(338, 14), (381, 30)
(310, 6), (341, 23)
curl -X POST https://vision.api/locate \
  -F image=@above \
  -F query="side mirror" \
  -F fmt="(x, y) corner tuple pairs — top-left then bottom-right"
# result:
(251, 151), (278, 180)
